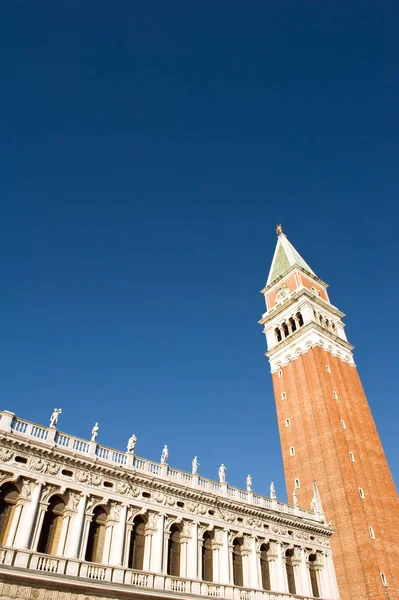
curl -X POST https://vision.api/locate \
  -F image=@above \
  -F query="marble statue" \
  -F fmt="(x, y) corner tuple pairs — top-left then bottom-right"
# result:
(49, 408), (62, 429)
(292, 489), (298, 506)
(161, 445), (168, 464)
(218, 463), (226, 483)
(246, 474), (252, 491)
(91, 423), (99, 442)
(270, 482), (277, 499)
(192, 456), (199, 474)
(127, 434), (137, 454)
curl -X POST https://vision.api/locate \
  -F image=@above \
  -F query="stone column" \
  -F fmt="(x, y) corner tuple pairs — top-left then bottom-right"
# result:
(57, 512), (71, 556)
(276, 542), (288, 592)
(298, 548), (312, 596)
(220, 529), (230, 584)
(265, 542), (278, 591)
(150, 513), (164, 573)
(250, 537), (259, 588)
(79, 513), (93, 560)
(187, 522), (198, 579)
(103, 522), (114, 564)
(18, 481), (43, 550)
(67, 493), (88, 559)
(5, 502), (23, 547)
(143, 512), (158, 572)
(162, 530), (170, 573)
(112, 504), (127, 566)
(242, 552), (251, 588)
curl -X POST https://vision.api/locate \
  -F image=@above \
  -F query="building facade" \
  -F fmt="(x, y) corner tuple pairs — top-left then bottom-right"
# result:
(259, 227), (399, 600)
(0, 410), (339, 600)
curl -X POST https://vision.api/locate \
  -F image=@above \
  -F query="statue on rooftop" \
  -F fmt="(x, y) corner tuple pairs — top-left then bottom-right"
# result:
(91, 423), (99, 442)
(127, 434), (137, 454)
(218, 463), (226, 483)
(270, 481), (277, 499)
(161, 445), (168, 464)
(292, 489), (298, 506)
(192, 456), (199, 474)
(49, 408), (62, 429)
(246, 474), (252, 491)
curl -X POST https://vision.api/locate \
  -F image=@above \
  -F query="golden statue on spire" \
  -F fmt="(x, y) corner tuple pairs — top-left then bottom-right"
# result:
(276, 224), (283, 235)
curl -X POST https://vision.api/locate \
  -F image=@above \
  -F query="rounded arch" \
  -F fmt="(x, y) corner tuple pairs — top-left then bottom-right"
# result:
(202, 529), (214, 582)
(232, 537), (243, 587)
(85, 505), (109, 564)
(37, 494), (66, 556)
(167, 523), (182, 577)
(128, 514), (146, 570)
(0, 482), (20, 546)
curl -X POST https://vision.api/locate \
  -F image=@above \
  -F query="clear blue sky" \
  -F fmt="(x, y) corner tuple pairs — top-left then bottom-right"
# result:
(1, 1), (398, 502)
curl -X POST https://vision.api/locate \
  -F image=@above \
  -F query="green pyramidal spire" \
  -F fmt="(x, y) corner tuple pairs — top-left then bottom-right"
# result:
(266, 225), (315, 286)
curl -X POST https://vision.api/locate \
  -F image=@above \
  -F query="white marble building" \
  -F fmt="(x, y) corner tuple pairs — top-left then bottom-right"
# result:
(0, 410), (339, 600)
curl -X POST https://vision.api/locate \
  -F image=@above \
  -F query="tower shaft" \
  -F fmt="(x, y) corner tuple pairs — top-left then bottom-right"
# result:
(260, 230), (399, 600)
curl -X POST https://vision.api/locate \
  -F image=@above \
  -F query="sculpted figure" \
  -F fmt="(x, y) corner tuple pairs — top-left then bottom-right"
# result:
(127, 434), (137, 454)
(49, 408), (62, 428)
(91, 422), (99, 442)
(292, 489), (298, 506)
(246, 474), (252, 491)
(218, 463), (226, 483)
(192, 456), (199, 474)
(270, 481), (277, 499)
(161, 445), (168, 464)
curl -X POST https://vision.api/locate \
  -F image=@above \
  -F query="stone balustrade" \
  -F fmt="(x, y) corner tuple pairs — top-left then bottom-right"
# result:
(0, 546), (330, 600)
(0, 410), (320, 523)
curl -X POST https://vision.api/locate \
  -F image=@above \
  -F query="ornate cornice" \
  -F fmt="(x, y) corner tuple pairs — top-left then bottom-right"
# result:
(0, 436), (332, 546)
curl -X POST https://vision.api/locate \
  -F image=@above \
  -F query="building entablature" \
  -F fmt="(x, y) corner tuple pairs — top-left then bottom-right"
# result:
(259, 288), (345, 325)
(0, 418), (331, 543)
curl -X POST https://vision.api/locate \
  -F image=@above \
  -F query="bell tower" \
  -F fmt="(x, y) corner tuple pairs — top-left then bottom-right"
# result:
(259, 226), (399, 600)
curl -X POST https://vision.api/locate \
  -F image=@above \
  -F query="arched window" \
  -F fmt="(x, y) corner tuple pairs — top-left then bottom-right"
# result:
(289, 446), (295, 456)
(285, 548), (296, 594)
(167, 524), (181, 577)
(260, 543), (271, 590)
(296, 312), (304, 327)
(0, 483), (19, 546)
(37, 495), (65, 556)
(289, 317), (296, 333)
(202, 531), (214, 582)
(85, 506), (108, 563)
(275, 328), (282, 343)
(232, 538), (243, 587)
(282, 323), (289, 338)
(128, 515), (145, 570)
(308, 554), (320, 597)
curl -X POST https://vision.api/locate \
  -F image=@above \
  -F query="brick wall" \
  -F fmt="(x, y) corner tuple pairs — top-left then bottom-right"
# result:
(272, 346), (399, 600)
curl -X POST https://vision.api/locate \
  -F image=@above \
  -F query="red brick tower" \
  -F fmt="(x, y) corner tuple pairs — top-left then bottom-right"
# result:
(259, 226), (399, 600)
